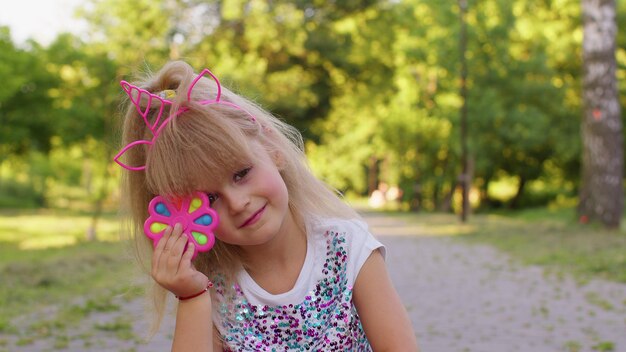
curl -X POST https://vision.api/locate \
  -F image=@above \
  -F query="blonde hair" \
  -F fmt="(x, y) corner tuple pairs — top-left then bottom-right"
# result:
(119, 61), (358, 335)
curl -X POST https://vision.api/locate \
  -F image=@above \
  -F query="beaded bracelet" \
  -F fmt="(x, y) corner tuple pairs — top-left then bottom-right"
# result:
(176, 282), (214, 301)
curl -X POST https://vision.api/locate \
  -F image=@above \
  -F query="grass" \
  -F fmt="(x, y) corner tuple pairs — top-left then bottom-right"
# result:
(1, 205), (625, 348)
(94, 317), (135, 340)
(0, 209), (141, 337)
(365, 206), (626, 284)
(462, 208), (626, 284)
(0, 209), (122, 249)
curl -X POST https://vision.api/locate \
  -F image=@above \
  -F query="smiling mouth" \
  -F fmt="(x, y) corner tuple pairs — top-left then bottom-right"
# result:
(239, 204), (267, 228)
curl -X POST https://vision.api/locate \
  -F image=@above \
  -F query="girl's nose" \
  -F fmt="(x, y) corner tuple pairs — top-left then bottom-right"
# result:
(223, 188), (250, 214)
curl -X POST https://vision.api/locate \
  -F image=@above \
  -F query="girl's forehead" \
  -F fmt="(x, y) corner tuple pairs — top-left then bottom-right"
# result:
(147, 126), (273, 196)
(189, 157), (250, 189)
(193, 170), (231, 190)
(187, 147), (271, 192)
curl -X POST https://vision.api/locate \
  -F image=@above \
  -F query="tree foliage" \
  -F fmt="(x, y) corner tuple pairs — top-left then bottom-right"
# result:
(0, 0), (624, 223)
(0, 27), (58, 157)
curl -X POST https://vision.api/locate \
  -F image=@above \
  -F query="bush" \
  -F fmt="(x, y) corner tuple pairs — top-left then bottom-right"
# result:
(0, 179), (43, 208)
(514, 188), (571, 208)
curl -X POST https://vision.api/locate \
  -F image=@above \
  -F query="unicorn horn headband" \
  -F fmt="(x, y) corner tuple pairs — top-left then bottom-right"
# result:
(113, 68), (256, 171)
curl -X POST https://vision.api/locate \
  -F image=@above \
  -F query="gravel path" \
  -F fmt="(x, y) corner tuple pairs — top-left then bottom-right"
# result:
(366, 213), (626, 352)
(3, 213), (626, 351)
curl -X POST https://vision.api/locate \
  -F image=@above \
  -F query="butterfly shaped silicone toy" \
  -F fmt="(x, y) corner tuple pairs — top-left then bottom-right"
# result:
(144, 192), (219, 260)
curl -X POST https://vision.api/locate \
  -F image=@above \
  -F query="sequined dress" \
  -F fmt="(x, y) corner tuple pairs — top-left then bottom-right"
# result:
(212, 218), (385, 351)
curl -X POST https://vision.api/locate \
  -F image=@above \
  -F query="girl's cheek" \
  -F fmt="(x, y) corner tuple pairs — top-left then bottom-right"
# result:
(213, 229), (237, 246)
(210, 204), (223, 226)
(212, 228), (225, 243)
(211, 207), (232, 241)
(213, 221), (227, 239)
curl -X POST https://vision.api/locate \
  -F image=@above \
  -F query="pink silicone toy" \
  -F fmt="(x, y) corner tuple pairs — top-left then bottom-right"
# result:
(144, 192), (219, 260)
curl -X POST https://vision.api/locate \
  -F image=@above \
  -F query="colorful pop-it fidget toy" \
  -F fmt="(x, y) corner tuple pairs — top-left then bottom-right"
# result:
(144, 192), (219, 260)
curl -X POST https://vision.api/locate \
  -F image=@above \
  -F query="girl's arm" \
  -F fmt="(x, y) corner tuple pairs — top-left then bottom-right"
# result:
(213, 327), (224, 351)
(173, 295), (214, 351)
(353, 249), (419, 351)
(151, 224), (216, 351)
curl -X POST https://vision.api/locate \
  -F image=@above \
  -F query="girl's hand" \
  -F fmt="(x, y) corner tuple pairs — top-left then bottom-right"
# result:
(151, 223), (210, 298)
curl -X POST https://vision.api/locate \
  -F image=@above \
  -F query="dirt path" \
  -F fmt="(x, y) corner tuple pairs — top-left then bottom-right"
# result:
(3, 213), (626, 351)
(366, 213), (626, 352)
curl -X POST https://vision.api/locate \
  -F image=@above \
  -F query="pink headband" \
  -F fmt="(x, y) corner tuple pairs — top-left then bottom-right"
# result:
(113, 68), (256, 171)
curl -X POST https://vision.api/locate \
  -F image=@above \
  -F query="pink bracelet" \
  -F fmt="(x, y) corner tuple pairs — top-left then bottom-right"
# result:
(176, 282), (214, 301)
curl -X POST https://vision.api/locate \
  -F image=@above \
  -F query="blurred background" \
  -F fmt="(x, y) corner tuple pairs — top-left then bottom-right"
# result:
(0, 0), (625, 350)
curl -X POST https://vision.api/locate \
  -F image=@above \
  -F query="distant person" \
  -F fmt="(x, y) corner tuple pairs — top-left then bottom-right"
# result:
(115, 61), (418, 351)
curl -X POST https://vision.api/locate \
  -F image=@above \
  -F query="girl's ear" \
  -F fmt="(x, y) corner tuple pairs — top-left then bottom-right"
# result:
(272, 150), (285, 169)
(259, 125), (285, 168)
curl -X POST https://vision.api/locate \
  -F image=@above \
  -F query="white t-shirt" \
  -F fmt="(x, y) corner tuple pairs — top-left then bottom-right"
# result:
(212, 217), (385, 351)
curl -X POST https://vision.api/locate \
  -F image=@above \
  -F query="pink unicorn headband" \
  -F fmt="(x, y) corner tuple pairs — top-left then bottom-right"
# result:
(114, 68), (256, 171)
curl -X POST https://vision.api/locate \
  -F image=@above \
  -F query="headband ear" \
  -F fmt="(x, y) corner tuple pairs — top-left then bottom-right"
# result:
(114, 67), (257, 173)
(187, 68), (222, 103)
(187, 68), (256, 122)
(121, 81), (173, 133)
(113, 139), (153, 171)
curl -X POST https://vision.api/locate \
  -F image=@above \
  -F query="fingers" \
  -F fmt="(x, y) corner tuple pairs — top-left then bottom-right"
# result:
(152, 223), (200, 270)
(167, 227), (189, 269)
(151, 224), (171, 273)
(149, 224), (209, 297)
(152, 223), (184, 275)
(163, 223), (182, 251)
(180, 242), (195, 269)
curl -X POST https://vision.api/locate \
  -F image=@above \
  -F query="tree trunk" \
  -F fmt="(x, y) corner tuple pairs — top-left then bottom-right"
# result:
(87, 87), (117, 240)
(410, 181), (422, 212)
(481, 175), (492, 207)
(368, 156), (378, 196)
(438, 182), (454, 213)
(578, 0), (623, 228)
(459, 0), (470, 222)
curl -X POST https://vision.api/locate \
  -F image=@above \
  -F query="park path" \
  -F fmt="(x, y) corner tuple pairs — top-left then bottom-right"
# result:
(3, 212), (626, 351)
(366, 213), (626, 352)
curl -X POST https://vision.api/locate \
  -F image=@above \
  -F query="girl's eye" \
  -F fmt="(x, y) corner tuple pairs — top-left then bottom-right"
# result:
(207, 193), (219, 204)
(233, 167), (251, 182)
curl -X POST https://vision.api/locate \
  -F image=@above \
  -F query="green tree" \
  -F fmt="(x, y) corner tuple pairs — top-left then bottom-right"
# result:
(0, 27), (59, 158)
(80, 0), (172, 71)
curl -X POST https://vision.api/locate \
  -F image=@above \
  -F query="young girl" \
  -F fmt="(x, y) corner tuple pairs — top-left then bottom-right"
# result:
(116, 61), (418, 351)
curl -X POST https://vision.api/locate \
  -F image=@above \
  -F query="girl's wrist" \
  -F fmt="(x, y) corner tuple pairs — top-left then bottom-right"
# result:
(175, 282), (214, 301)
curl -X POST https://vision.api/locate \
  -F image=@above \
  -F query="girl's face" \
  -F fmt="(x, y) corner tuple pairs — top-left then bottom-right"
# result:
(200, 146), (291, 249)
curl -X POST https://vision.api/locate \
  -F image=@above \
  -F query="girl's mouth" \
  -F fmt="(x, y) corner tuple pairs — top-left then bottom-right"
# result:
(239, 204), (267, 228)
